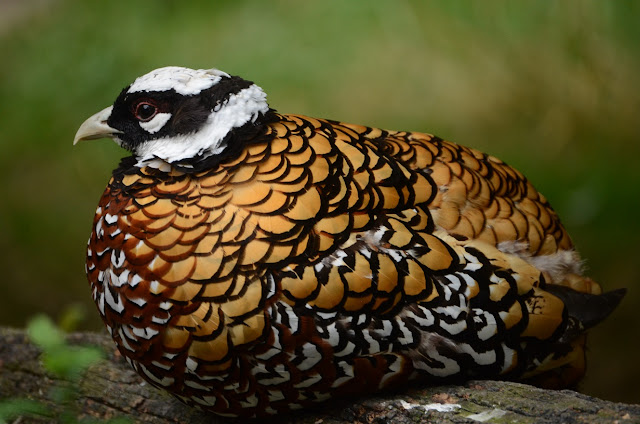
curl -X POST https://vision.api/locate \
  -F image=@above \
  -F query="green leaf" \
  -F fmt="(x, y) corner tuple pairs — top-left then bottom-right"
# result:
(0, 398), (52, 423)
(44, 345), (105, 380)
(27, 314), (65, 351)
(58, 304), (88, 333)
(27, 314), (105, 379)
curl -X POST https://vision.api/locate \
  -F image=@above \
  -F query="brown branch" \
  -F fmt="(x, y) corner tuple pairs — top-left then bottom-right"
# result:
(1, 327), (637, 423)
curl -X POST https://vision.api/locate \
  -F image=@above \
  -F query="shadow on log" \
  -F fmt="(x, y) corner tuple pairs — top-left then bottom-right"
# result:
(1, 327), (637, 423)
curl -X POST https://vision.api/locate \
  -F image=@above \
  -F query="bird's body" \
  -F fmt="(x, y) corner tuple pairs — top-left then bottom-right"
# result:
(75, 67), (623, 418)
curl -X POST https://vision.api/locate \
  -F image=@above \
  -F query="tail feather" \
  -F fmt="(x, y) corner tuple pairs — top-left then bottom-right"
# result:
(522, 287), (625, 388)
(547, 285), (626, 331)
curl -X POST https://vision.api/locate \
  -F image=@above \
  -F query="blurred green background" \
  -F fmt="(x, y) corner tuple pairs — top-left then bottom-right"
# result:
(1, 0), (638, 404)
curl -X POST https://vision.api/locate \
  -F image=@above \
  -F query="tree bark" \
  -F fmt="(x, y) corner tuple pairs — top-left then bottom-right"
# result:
(0, 327), (637, 424)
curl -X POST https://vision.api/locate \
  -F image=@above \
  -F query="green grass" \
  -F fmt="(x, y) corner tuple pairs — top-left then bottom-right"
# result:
(1, 0), (638, 404)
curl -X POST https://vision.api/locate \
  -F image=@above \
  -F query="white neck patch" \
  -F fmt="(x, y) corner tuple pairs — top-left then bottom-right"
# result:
(127, 67), (230, 96)
(134, 83), (269, 165)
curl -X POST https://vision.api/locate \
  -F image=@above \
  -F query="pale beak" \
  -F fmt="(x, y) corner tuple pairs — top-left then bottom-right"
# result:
(73, 106), (123, 145)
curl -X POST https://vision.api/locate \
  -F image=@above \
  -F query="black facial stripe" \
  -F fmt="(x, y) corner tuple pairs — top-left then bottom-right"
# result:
(106, 75), (257, 152)
(107, 88), (190, 149)
(199, 75), (256, 110)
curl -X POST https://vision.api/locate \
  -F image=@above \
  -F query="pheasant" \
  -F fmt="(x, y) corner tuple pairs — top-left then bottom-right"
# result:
(74, 66), (624, 418)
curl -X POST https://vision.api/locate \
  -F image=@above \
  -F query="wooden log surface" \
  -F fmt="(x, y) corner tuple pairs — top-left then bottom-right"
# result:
(0, 327), (638, 423)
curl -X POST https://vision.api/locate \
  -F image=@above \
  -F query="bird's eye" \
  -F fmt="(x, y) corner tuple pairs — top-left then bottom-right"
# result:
(134, 102), (158, 122)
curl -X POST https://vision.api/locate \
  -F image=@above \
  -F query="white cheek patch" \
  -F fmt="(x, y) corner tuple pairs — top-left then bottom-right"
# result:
(128, 67), (229, 96)
(140, 113), (172, 134)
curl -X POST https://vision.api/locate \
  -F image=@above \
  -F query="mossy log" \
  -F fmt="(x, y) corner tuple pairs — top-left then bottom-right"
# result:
(0, 327), (637, 423)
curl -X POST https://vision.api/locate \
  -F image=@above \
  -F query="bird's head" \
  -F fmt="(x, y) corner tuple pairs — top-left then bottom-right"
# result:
(73, 66), (270, 166)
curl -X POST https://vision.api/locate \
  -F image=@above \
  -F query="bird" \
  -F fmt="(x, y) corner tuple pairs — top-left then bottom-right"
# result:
(74, 66), (625, 418)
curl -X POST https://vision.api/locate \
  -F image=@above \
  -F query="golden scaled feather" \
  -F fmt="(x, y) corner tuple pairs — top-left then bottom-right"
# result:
(78, 69), (624, 418)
